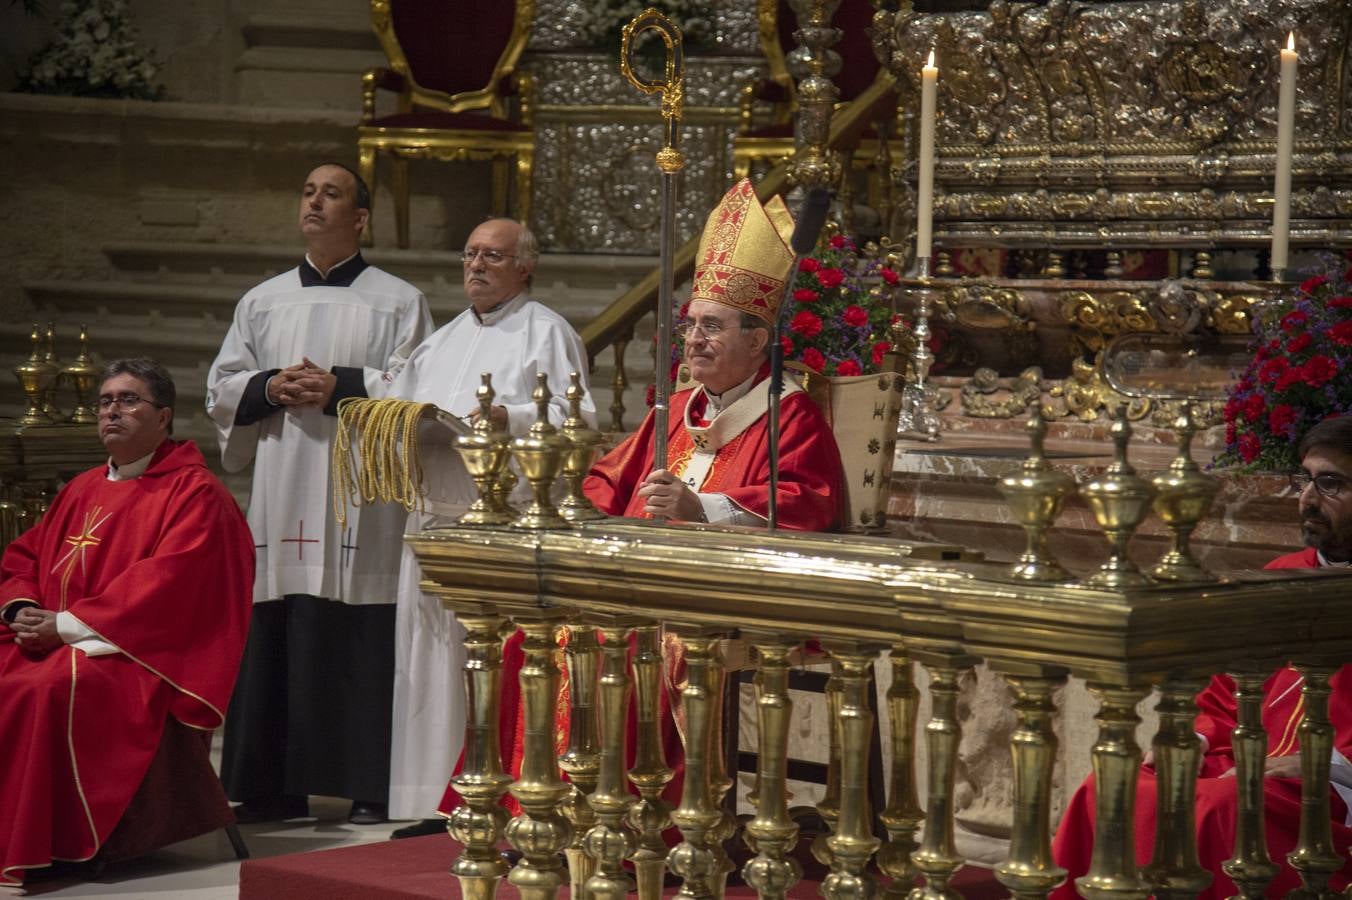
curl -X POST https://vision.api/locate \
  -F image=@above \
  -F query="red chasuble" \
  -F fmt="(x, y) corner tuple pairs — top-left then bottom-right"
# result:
(583, 379), (843, 529)
(1051, 550), (1352, 899)
(0, 440), (254, 886)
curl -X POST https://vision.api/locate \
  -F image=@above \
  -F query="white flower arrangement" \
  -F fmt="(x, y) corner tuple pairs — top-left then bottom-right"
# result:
(19, 0), (163, 100)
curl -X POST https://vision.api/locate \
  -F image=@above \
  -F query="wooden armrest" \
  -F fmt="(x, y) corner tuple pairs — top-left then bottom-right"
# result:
(361, 66), (408, 121)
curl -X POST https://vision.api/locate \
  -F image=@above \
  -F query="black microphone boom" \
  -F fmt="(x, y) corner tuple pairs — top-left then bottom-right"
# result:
(767, 187), (833, 531)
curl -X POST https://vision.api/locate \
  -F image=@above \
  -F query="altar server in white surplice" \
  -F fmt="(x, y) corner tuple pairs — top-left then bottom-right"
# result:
(377, 217), (595, 836)
(205, 162), (433, 826)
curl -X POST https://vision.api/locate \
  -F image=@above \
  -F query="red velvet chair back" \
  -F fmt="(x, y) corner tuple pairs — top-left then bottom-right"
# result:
(391, 0), (517, 97)
(776, 0), (881, 102)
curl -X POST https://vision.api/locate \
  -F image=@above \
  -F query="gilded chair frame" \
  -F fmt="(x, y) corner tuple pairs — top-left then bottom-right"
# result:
(357, 0), (536, 248)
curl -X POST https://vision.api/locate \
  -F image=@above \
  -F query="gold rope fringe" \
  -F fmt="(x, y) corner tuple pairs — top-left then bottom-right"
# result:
(332, 397), (434, 528)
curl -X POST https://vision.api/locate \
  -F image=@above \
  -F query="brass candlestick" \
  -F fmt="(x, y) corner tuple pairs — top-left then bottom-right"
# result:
(1149, 403), (1219, 582)
(897, 258), (941, 441)
(509, 373), (570, 530)
(453, 373), (516, 526)
(62, 325), (101, 424)
(997, 405), (1074, 582)
(14, 325), (56, 426)
(558, 371), (606, 523)
(41, 323), (65, 422)
(1080, 405), (1155, 589)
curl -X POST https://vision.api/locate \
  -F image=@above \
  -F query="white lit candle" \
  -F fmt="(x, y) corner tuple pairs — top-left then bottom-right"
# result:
(916, 49), (938, 270)
(1270, 31), (1298, 276)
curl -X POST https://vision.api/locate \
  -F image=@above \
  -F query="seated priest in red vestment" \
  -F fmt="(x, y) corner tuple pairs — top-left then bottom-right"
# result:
(0, 358), (254, 887)
(584, 178), (844, 530)
(1052, 416), (1352, 899)
(433, 179), (845, 823)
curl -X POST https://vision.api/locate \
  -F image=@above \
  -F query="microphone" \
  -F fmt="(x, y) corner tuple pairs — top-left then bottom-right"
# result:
(768, 187), (834, 531)
(790, 188), (833, 256)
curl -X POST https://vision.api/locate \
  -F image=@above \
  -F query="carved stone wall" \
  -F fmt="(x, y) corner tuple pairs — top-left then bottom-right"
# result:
(877, 0), (1352, 253)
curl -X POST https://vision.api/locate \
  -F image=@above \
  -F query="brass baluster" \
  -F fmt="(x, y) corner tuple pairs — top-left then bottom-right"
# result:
(668, 628), (727, 900)
(1077, 683), (1152, 900)
(995, 668), (1069, 900)
(446, 611), (514, 900)
(627, 622), (675, 900)
(560, 623), (602, 899)
(1222, 667), (1278, 899)
(505, 613), (573, 900)
(583, 620), (641, 900)
(610, 330), (632, 433)
(741, 633), (803, 900)
(822, 642), (885, 900)
(909, 653), (979, 900)
(811, 658), (845, 869)
(708, 640), (737, 900)
(1288, 663), (1344, 896)
(879, 647), (925, 899)
(1142, 678), (1211, 899)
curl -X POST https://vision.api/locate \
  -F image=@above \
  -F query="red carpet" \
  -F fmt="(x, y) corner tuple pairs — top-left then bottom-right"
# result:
(239, 833), (1003, 899)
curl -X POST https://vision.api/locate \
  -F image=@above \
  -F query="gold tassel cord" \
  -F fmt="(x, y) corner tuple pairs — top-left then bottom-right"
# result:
(332, 397), (435, 528)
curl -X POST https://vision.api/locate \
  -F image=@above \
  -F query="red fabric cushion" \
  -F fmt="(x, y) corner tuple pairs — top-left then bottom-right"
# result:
(391, 0), (516, 96)
(777, 0), (880, 102)
(367, 110), (528, 131)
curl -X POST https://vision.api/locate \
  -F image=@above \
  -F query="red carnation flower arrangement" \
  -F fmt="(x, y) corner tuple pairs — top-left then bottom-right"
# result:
(1217, 254), (1352, 470)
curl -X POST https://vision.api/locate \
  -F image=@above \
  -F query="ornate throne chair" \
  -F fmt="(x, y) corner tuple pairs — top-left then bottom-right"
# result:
(732, 0), (894, 184)
(357, 0), (535, 248)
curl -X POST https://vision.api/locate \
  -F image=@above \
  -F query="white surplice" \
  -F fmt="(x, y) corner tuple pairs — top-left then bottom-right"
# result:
(205, 265), (433, 606)
(380, 292), (596, 818)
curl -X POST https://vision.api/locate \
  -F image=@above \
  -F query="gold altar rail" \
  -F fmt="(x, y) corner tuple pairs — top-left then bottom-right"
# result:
(410, 519), (1352, 900)
(578, 75), (901, 432)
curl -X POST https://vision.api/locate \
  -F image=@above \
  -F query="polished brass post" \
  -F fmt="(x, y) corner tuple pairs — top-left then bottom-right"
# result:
(62, 325), (100, 424)
(909, 654), (979, 900)
(1221, 668), (1278, 898)
(995, 669), (1068, 900)
(1150, 403), (1219, 582)
(668, 629), (727, 900)
(707, 640), (737, 900)
(583, 620), (640, 900)
(879, 647), (925, 899)
(784, 0), (843, 189)
(446, 611), (514, 900)
(1081, 406), (1155, 589)
(41, 323), (64, 422)
(822, 642), (884, 900)
(1288, 664), (1344, 896)
(998, 406), (1075, 582)
(1104, 251), (1125, 278)
(454, 373), (517, 526)
(14, 325), (55, 426)
(1077, 683), (1152, 900)
(505, 613), (574, 900)
(627, 622), (675, 900)
(1142, 678), (1210, 899)
(560, 623), (602, 899)
(1044, 252), (1066, 278)
(510, 373), (570, 530)
(609, 330), (631, 433)
(741, 633), (803, 900)
(811, 658), (845, 869)
(559, 371), (606, 523)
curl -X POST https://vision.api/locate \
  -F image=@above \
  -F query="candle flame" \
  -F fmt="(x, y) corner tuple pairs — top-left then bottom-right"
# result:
(1287, 32), (1295, 51)
(927, 49), (935, 68)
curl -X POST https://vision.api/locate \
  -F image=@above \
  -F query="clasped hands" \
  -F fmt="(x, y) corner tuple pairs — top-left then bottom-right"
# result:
(267, 357), (337, 409)
(636, 468), (704, 522)
(9, 607), (60, 655)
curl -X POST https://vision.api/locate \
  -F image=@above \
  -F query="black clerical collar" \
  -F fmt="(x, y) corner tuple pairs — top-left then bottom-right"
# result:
(300, 251), (368, 287)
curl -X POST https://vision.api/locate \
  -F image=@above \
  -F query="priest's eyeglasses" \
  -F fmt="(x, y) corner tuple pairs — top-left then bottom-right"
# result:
(462, 248), (518, 265)
(1290, 471), (1348, 498)
(97, 393), (160, 412)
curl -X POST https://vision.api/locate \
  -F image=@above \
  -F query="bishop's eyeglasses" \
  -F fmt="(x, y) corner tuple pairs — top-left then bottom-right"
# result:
(97, 393), (160, 412)
(1290, 471), (1348, 498)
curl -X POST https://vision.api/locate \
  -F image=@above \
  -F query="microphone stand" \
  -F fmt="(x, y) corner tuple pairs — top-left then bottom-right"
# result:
(767, 188), (833, 531)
